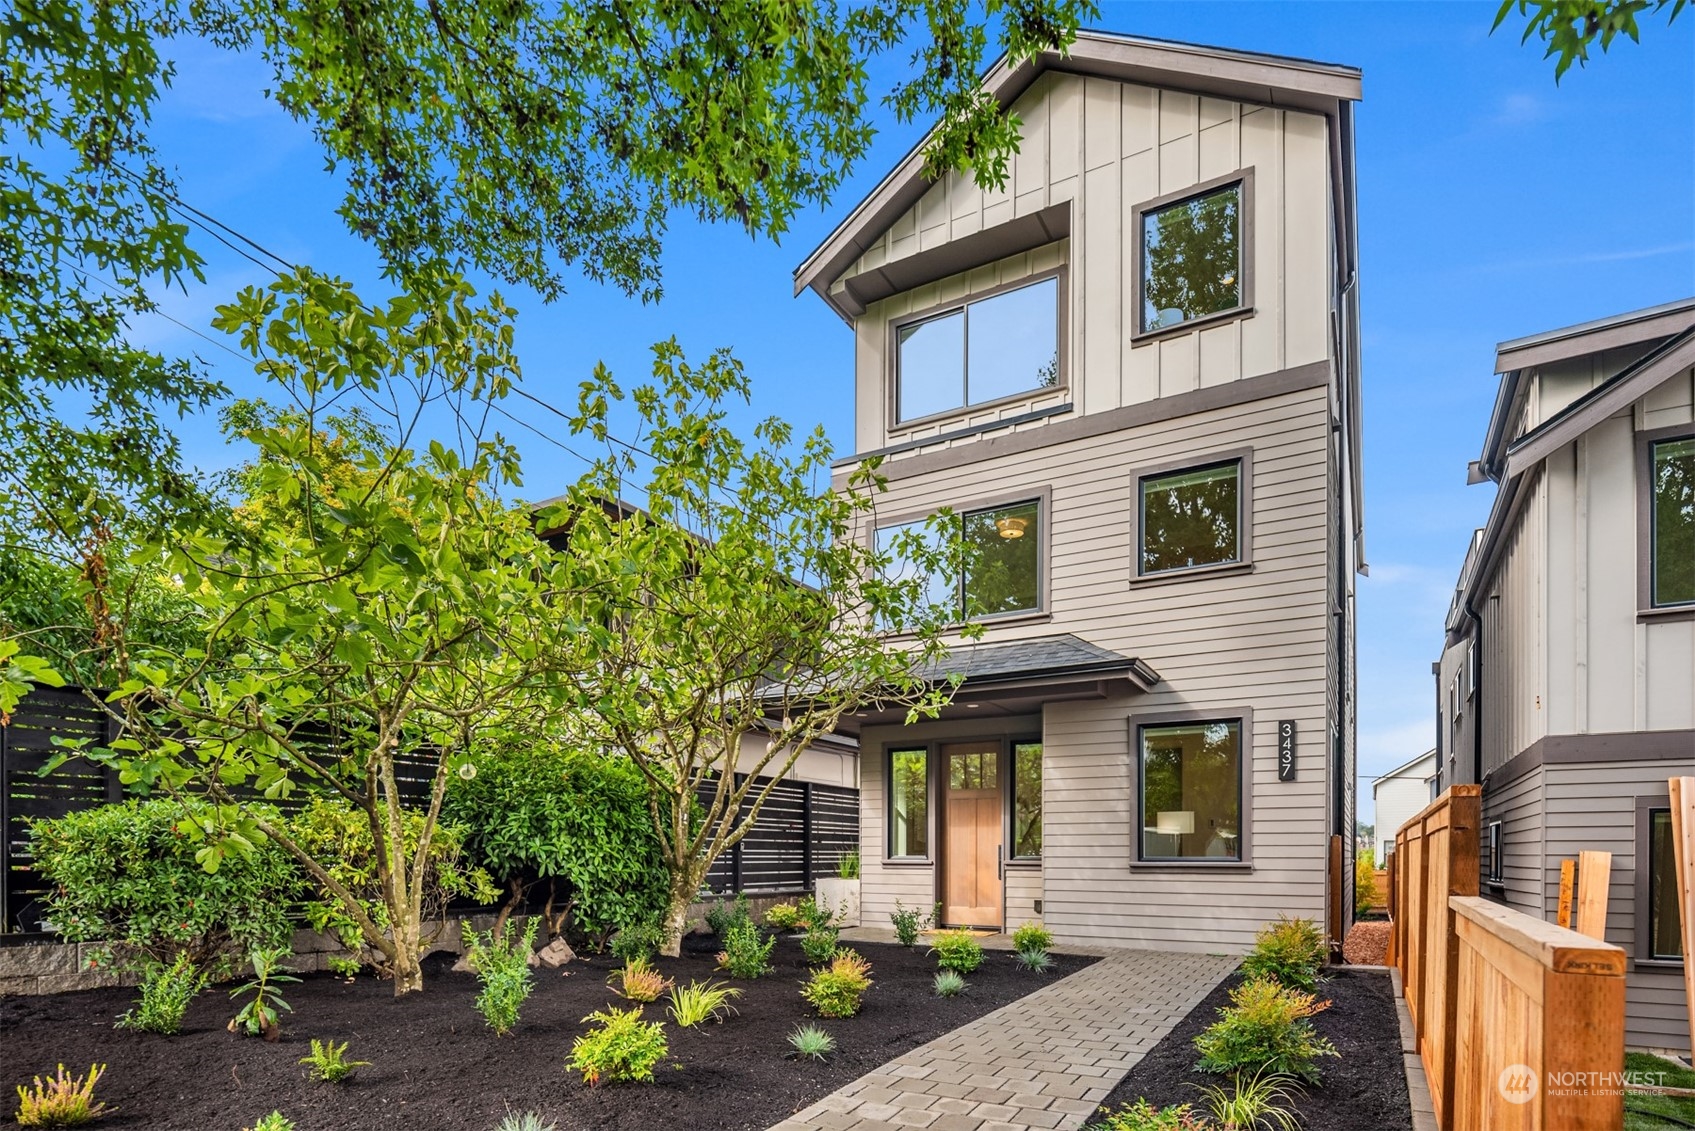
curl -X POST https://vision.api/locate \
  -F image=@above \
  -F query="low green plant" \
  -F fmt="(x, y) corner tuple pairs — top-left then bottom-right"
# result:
(928, 929), (984, 974)
(326, 955), (361, 980)
(1014, 947), (1054, 974)
(800, 923), (841, 965)
(1192, 1067), (1302, 1131)
(1354, 848), (1380, 913)
(797, 894), (828, 927)
(298, 1038), (369, 1083)
(244, 1115), (293, 1131)
(1011, 921), (1054, 954)
(464, 917), (539, 1036)
(492, 1114), (557, 1131)
(14, 1064), (110, 1127)
(609, 914), (664, 962)
(117, 953), (207, 1035)
(1238, 915), (1327, 992)
(1091, 1098), (1207, 1131)
(764, 902), (806, 930)
(800, 949), (873, 1018)
(716, 919), (775, 979)
(836, 849), (860, 879)
(932, 969), (966, 997)
(567, 1006), (668, 1086)
(1193, 977), (1338, 1084)
(787, 1023), (835, 1061)
(227, 946), (299, 1040)
(888, 900), (932, 947)
(609, 956), (673, 1003)
(666, 979), (741, 1027)
(704, 893), (751, 937)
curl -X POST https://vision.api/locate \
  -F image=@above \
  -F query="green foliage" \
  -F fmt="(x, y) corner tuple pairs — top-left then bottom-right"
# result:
(932, 970), (966, 998)
(445, 745), (670, 944)
(610, 915), (665, 963)
(326, 956), (361, 980)
(666, 979), (740, 1028)
(1090, 1099), (1208, 1131)
(299, 1039), (370, 1084)
(567, 1007), (668, 1087)
(716, 920), (775, 979)
(609, 956), (673, 1004)
(245, 1115), (294, 1131)
(1014, 947), (1054, 974)
(1494, 0), (1686, 79)
(1011, 921), (1053, 954)
(787, 1023), (836, 1062)
(117, 953), (207, 1035)
(1142, 186), (1241, 332)
(800, 924), (841, 965)
(28, 798), (298, 972)
(13, 1064), (110, 1127)
(1355, 848), (1380, 912)
(836, 850), (861, 880)
(493, 1115), (557, 1131)
(705, 893), (752, 937)
(800, 949), (873, 1018)
(227, 946), (299, 1040)
(1193, 978), (1339, 1084)
(763, 902), (807, 931)
(464, 918), (539, 1036)
(889, 901), (933, 947)
(1238, 916), (1327, 992)
(928, 930), (984, 974)
(1192, 1068), (1302, 1131)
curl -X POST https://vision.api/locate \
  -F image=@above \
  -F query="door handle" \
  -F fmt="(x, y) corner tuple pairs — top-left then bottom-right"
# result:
(998, 843), (1004, 880)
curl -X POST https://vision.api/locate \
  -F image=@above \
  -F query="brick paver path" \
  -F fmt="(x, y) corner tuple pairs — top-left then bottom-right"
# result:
(768, 947), (1238, 1131)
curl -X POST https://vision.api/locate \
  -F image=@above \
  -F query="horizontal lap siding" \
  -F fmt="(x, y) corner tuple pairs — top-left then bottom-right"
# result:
(857, 749), (935, 926)
(1481, 766), (1546, 918)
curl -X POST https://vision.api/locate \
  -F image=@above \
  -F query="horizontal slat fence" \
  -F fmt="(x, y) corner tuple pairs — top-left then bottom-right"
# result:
(700, 774), (859, 896)
(1389, 785), (1626, 1131)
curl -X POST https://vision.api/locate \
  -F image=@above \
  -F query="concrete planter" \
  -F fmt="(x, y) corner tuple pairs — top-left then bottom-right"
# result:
(813, 877), (861, 928)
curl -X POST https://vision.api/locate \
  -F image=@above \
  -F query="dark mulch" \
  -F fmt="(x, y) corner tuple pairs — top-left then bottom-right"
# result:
(1090, 968), (1412, 1131)
(0, 936), (1094, 1131)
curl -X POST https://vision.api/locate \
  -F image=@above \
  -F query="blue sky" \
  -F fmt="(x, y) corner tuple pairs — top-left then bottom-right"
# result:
(126, 2), (1695, 824)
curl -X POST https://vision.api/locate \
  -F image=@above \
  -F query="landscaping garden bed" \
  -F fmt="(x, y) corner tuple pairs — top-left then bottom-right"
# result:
(1, 935), (1095, 1131)
(1091, 967), (1412, 1131)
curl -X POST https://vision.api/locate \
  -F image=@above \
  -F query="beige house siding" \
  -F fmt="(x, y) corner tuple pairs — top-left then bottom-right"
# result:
(1481, 468), (1548, 776)
(1481, 765), (1546, 919)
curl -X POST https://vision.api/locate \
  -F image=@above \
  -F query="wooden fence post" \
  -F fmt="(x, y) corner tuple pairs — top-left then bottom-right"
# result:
(1573, 850), (1611, 942)
(1671, 777), (1695, 1057)
(1556, 859), (1576, 929)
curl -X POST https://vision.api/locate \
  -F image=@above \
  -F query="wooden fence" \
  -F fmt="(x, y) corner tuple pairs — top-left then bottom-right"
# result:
(1388, 785), (1626, 1131)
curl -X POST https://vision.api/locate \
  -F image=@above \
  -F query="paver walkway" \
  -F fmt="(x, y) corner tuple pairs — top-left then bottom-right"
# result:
(769, 946), (1239, 1131)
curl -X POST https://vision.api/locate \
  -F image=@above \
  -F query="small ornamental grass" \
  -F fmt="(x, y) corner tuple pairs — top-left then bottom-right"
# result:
(14, 1064), (111, 1127)
(1011, 921), (1053, 954)
(1237, 915), (1327, 992)
(299, 1038), (369, 1083)
(568, 1006), (668, 1087)
(932, 969), (967, 998)
(610, 956), (674, 1003)
(666, 979), (740, 1027)
(464, 918), (539, 1036)
(493, 1114), (557, 1131)
(227, 946), (298, 1040)
(1191, 1068), (1302, 1131)
(800, 949), (873, 1018)
(117, 953), (207, 1035)
(836, 849), (860, 879)
(1014, 947), (1054, 974)
(1193, 977), (1338, 1084)
(788, 1023), (836, 1061)
(716, 919), (775, 979)
(928, 929), (984, 974)
(888, 900), (932, 947)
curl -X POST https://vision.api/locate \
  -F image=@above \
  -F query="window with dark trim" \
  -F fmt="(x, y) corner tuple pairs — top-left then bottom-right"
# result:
(1011, 741), (1043, 860)
(1486, 821), (1504, 886)
(894, 276), (1060, 424)
(1648, 807), (1683, 960)
(1649, 436), (1695, 608)
(1137, 719), (1243, 862)
(1137, 178), (1246, 335)
(1138, 460), (1243, 576)
(878, 498), (1043, 620)
(888, 748), (929, 859)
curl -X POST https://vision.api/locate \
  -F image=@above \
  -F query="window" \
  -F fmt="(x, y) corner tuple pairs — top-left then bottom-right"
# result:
(1648, 807), (1683, 961)
(1486, 821), (1503, 886)
(1012, 742), (1042, 859)
(1138, 720), (1243, 861)
(1138, 178), (1246, 335)
(1465, 641), (1476, 698)
(1138, 460), (1243, 576)
(1650, 436), (1695, 607)
(888, 748), (929, 858)
(895, 276), (1060, 423)
(878, 498), (1042, 620)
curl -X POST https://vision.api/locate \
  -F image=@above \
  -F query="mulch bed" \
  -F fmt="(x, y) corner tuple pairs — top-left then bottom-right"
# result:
(1342, 920), (1390, 966)
(0, 935), (1094, 1131)
(1090, 968), (1412, 1131)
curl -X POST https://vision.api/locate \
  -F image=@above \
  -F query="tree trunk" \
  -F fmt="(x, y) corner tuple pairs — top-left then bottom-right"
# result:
(390, 909), (425, 996)
(658, 863), (707, 958)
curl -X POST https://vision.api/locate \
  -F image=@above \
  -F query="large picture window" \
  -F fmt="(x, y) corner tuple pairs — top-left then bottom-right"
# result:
(888, 748), (929, 858)
(1139, 720), (1243, 861)
(895, 276), (1060, 423)
(1012, 741), (1043, 859)
(1138, 460), (1244, 576)
(1650, 436), (1695, 607)
(1138, 178), (1246, 335)
(879, 498), (1042, 620)
(1648, 807), (1683, 961)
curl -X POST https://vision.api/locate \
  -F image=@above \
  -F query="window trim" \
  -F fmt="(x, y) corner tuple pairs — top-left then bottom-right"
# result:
(884, 745), (934, 863)
(886, 266), (1069, 433)
(1008, 738), (1044, 863)
(1129, 168), (1257, 345)
(1634, 793), (1684, 967)
(1129, 449), (1255, 584)
(872, 485), (1053, 626)
(1129, 708), (1254, 868)
(1637, 425), (1695, 620)
(1485, 820), (1504, 887)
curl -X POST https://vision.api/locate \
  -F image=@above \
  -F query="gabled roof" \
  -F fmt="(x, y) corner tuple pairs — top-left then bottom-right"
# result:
(1372, 748), (1437, 789)
(793, 29), (1363, 320)
(915, 631), (1160, 691)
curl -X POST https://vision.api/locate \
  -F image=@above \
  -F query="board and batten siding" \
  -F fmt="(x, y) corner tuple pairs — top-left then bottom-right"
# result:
(1481, 467), (1549, 777)
(843, 71), (1334, 456)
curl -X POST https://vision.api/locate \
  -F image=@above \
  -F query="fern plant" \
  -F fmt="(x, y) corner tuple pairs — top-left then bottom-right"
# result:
(299, 1038), (369, 1083)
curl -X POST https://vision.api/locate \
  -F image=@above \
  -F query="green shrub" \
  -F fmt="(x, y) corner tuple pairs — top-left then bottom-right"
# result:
(117, 953), (207, 1035)
(28, 798), (299, 974)
(326, 955), (361, 980)
(705, 893), (751, 937)
(227, 945), (299, 1040)
(1193, 1067), (1301, 1131)
(666, 979), (740, 1027)
(609, 956), (673, 1003)
(800, 950), (873, 1018)
(299, 1038), (369, 1083)
(445, 747), (670, 944)
(836, 849), (860, 879)
(568, 1007), (668, 1086)
(1011, 921), (1053, 954)
(715, 919), (774, 979)
(787, 1023), (835, 1061)
(932, 970), (966, 997)
(1014, 947), (1053, 974)
(1355, 848), (1380, 912)
(13, 1064), (110, 1127)
(764, 902), (806, 930)
(245, 1115), (293, 1131)
(1238, 915), (1327, 992)
(800, 924), (840, 965)
(888, 900), (932, 947)
(928, 929), (983, 974)
(464, 917), (539, 1036)
(1193, 977), (1338, 1084)
(609, 914), (664, 962)
(1091, 1098), (1207, 1131)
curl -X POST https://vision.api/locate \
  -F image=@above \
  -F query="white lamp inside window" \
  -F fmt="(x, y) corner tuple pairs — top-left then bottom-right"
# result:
(1155, 810), (1195, 836)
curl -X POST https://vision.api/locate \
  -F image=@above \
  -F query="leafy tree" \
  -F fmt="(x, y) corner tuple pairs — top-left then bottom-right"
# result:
(1494, 0), (1686, 79)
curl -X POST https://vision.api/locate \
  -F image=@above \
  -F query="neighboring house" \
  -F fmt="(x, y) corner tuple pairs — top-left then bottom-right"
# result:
(794, 31), (1366, 953)
(1433, 299), (1695, 1054)
(1371, 749), (1437, 861)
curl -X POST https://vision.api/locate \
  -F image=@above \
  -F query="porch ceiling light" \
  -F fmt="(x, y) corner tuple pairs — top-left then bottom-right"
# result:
(995, 516), (1028, 539)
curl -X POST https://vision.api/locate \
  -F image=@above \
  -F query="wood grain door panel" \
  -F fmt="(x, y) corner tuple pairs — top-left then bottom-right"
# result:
(942, 741), (1002, 928)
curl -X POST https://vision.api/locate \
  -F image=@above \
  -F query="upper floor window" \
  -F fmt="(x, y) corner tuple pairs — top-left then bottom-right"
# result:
(894, 276), (1060, 424)
(878, 497), (1043, 621)
(1137, 458), (1245, 577)
(1649, 436), (1694, 608)
(1136, 173), (1249, 337)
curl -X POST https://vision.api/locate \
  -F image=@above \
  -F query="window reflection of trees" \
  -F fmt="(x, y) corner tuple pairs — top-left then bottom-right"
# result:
(1143, 185), (1241, 332)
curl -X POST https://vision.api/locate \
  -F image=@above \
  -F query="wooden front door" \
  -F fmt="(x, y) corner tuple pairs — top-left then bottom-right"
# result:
(942, 741), (1002, 928)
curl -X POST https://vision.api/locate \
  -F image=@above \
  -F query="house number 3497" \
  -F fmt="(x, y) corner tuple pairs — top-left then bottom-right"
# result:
(1277, 721), (1297, 782)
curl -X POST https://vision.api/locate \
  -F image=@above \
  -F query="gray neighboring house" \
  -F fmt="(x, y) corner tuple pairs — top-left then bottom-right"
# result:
(1434, 298), (1695, 1054)
(795, 30), (1366, 953)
